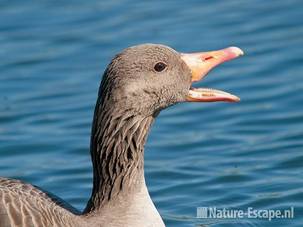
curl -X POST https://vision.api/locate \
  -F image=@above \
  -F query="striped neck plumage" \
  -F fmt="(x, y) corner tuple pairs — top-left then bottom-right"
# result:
(84, 99), (154, 213)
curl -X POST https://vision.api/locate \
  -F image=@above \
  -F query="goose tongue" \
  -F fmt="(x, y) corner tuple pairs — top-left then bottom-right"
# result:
(181, 46), (244, 102)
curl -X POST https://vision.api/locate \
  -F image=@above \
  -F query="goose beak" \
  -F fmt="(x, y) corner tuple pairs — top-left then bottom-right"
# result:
(181, 46), (244, 102)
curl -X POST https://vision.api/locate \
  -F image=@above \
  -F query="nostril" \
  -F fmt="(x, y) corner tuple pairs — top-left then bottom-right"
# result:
(203, 56), (214, 61)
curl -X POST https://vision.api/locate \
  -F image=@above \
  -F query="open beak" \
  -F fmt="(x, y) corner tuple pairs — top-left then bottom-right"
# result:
(181, 46), (244, 102)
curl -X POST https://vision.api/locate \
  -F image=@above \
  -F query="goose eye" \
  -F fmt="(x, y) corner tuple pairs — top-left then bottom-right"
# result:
(154, 62), (167, 72)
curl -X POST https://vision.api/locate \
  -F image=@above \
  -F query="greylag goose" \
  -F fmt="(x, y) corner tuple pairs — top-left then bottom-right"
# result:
(0, 44), (243, 227)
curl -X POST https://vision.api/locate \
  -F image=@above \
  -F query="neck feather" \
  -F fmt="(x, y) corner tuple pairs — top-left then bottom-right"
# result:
(84, 97), (154, 213)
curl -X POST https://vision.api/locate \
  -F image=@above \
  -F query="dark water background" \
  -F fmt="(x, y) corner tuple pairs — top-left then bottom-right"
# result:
(0, 0), (302, 226)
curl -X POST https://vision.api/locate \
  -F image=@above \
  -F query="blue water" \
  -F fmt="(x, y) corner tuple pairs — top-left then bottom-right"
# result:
(0, 1), (302, 226)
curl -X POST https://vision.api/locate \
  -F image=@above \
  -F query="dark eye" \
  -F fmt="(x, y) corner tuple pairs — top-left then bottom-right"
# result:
(154, 62), (167, 72)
